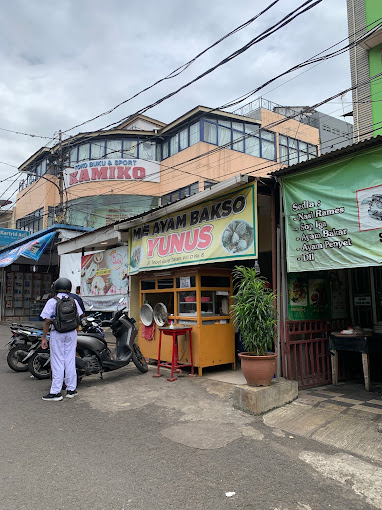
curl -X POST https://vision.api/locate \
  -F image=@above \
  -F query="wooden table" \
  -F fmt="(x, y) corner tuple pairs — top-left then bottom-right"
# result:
(329, 332), (380, 391)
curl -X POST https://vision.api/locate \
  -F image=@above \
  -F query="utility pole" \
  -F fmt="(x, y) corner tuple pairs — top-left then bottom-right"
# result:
(56, 129), (65, 224)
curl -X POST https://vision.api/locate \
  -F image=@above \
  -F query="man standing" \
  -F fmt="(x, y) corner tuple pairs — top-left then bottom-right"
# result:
(40, 278), (84, 401)
(72, 286), (85, 314)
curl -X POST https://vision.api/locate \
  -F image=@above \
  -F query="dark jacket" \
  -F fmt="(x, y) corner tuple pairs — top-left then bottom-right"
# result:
(69, 292), (85, 314)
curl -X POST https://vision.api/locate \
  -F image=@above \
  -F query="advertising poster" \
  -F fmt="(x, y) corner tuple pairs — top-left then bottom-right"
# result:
(81, 246), (128, 311)
(0, 232), (55, 267)
(288, 272), (331, 320)
(128, 183), (257, 274)
(282, 146), (382, 272)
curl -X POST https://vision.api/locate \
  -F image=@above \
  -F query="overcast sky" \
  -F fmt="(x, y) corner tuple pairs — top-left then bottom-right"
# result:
(0, 0), (351, 204)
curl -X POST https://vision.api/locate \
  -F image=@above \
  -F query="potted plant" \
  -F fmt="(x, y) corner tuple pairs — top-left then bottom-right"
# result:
(231, 265), (277, 387)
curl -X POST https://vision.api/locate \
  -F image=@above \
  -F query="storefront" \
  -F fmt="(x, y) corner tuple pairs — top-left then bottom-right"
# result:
(0, 224), (91, 321)
(58, 174), (277, 376)
(275, 135), (382, 389)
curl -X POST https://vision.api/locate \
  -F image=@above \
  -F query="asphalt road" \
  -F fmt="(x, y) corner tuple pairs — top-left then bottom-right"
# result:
(0, 323), (379, 510)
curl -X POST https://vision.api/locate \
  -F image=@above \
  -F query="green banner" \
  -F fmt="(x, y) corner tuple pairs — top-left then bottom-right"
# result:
(282, 146), (382, 272)
(129, 183), (257, 274)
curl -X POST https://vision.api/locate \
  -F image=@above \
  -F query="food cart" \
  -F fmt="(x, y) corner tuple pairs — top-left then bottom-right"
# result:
(138, 267), (234, 376)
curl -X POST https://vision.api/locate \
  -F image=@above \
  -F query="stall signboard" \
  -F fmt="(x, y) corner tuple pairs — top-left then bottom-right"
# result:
(129, 183), (257, 274)
(64, 158), (159, 189)
(0, 232), (55, 267)
(282, 146), (382, 272)
(0, 228), (29, 246)
(81, 246), (128, 310)
(288, 272), (331, 320)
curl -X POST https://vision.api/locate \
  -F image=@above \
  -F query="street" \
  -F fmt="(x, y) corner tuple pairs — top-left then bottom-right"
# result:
(0, 323), (380, 510)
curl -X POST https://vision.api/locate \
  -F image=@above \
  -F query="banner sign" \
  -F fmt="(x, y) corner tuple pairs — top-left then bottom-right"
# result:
(0, 228), (29, 246)
(282, 146), (382, 272)
(82, 295), (129, 313)
(81, 246), (128, 297)
(0, 232), (55, 267)
(129, 183), (257, 274)
(64, 158), (160, 188)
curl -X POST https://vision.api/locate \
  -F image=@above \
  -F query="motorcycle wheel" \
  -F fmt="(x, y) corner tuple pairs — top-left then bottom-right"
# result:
(7, 344), (29, 372)
(28, 351), (51, 380)
(132, 344), (148, 373)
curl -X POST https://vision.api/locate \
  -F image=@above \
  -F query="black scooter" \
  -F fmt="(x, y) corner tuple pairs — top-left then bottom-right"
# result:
(75, 306), (148, 379)
(5, 324), (45, 372)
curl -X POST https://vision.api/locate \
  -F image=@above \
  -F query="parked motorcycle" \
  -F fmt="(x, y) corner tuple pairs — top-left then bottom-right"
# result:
(5, 324), (44, 372)
(26, 312), (104, 380)
(75, 306), (148, 379)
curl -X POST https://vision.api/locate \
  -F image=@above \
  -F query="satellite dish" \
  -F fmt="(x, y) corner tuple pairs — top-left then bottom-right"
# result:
(154, 302), (168, 327)
(140, 303), (154, 326)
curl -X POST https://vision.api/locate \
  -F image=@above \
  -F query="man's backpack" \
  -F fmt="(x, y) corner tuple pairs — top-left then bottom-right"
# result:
(52, 295), (81, 333)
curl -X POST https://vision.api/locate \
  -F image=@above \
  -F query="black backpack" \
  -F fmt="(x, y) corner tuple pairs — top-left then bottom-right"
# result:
(52, 295), (81, 333)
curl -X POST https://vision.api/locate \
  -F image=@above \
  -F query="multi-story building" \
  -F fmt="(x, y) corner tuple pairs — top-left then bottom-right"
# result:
(347, 0), (382, 140)
(14, 104), (320, 232)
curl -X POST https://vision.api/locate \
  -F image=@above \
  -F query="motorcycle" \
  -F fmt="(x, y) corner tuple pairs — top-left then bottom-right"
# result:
(5, 324), (45, 373)
(26, 312), (104, 380)
(75, 306), (148, 379)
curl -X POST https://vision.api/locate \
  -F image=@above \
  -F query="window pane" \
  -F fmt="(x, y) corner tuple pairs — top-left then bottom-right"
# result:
(299, 152), (308, 162)
(289, 148), (298, 165)
(70, 147), (78, 165)
(261, 130), (275, 142)
(162, 141), (169, 159)
(41, 159), (47, 174)
(299, 141), (307, 152)
(219, 119), (231, 128)
(218, 126), (231, 147)
(308, 144), (317, 155)
(262, 140), (275, 160)
(245, 135), (260, 157)
(36, 164), (42, 176)
(232, 131), (244, 152)
(279, 135), (288, 145)
(279, 144), (288, 164)
(78, 143), (90, 162)
(179, 128), (188, 150)
(190, 122), (200, 146)
(203, 121), (217, 144)
(190, 182), (199, 194)
(91, 140), (105, 159)
(170, 134), (178, 156)
(123, 139), (137, 157)
(140, 140), (155, 160)
(232, 121), (243, 131)
(245, 123), (259, 134)
(289, 138), (298, 149)
(106, 140), (122, 159)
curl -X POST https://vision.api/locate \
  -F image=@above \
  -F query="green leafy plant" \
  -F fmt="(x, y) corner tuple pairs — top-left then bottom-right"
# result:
(231, 265), (277, 356)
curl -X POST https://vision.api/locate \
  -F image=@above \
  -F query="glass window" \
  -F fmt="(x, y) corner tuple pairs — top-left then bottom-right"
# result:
(289, 148), (298, 165)
(123, 139), (137, 158)
(157, 279), (174, 289)
(262, 140), (275, 160)
(36, 164), (42, 176)
(70, 147), (78, 165)
(203, 121), (217, 144)
(106, 140), (122, 159)
(279, 135), (288, 145)
(41, 159), (47, 174)
(141, 280), (156, 290)
(299, 152), (308, 162)
(91, 140), (105, 159)
(219, 119), (231, 128)
(308, 144), (317, 156)
(279, 144), (288, 164)
(299, 141), (307, 152)
(140, 141), (155, 160)
(232, 121), (243, 131)
(232, 130), (244, 152)
(218, 126), (231, 147)
(289, 138), (298, 149)
(78, 143), (90, 162)
(261, 130), (275, 142)
(190, 122), (200, 146)
(170, 134), (178, 156)
(176, 276), (196, 288)
(245, 135), (260, 157)
(162, 141), (169, 159)
(245, 123), (259, 134)
(179, 128), (188, 151)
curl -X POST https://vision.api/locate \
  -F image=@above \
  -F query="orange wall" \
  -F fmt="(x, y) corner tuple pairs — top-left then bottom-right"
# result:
(14, 177), (59, 225)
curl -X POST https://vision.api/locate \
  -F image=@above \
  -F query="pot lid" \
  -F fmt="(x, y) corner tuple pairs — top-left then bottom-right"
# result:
(140, 303), (154, 326)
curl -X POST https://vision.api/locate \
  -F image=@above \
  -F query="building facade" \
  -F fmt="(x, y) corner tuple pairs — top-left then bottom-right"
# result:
(14, 105), (319, 233)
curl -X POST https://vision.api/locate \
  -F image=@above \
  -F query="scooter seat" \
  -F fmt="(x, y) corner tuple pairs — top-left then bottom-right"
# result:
(80, 332), (107, 344)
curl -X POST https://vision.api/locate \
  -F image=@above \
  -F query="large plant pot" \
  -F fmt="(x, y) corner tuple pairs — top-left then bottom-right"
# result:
(238, 352), (277, 387)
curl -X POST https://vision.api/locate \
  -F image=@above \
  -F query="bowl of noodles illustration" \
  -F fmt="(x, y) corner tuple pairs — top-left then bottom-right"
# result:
(130, 247), (143, 269)
(221, 220), (254, 254)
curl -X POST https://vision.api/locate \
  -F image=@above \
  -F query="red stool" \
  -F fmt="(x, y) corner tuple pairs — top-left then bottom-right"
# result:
(154, 326), (193, 381)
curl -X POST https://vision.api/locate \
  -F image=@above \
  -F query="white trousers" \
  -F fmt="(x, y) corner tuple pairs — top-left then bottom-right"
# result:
(49, 329), (77, 394)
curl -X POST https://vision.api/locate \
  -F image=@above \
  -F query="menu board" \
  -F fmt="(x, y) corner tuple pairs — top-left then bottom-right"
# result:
(81, 247), (128, 297)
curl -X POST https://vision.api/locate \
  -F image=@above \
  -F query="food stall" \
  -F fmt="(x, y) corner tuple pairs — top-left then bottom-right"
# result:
(138, 267), (233, 376)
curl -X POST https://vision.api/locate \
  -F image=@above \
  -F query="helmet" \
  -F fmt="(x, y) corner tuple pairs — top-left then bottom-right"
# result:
(53, 278), (72, 293)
